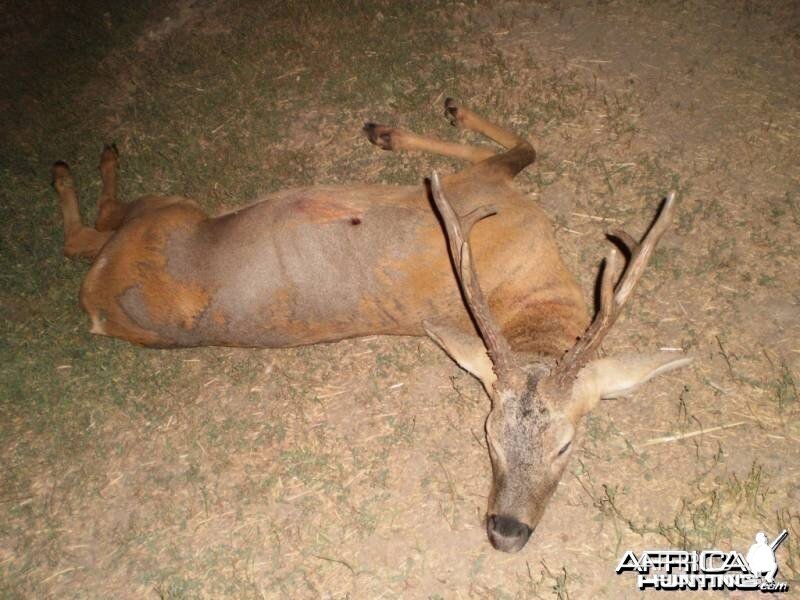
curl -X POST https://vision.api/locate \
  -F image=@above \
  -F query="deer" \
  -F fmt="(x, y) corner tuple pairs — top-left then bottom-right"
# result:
(51, 98), (690, 553)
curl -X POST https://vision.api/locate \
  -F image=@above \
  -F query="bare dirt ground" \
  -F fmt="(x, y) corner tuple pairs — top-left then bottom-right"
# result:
(1, 0), (798, 598)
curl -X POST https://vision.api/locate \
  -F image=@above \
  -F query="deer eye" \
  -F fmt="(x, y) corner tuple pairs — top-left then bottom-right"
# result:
(557, 440), (572, 457)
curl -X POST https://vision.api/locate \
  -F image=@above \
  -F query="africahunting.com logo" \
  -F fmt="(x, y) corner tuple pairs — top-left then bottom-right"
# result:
(616, 530), (789, 592)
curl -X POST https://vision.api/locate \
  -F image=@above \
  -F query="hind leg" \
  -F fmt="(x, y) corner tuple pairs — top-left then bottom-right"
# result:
(443, 98), (529, 149)
(95, 144), (128, 231)
(52, 162), (113, 259)
(444, 98), (536, 178)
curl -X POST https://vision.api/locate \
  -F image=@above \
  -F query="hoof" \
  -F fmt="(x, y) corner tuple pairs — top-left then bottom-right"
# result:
(363, 122), (394, 151)
(100, 143), (119, 165)
(444, 97), (460, 126)
(102, 142), (119, 156)
(50, 160), (75, 194)
(51, 160), (71, 187)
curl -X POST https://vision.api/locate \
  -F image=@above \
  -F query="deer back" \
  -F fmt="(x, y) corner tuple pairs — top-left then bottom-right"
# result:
(80, 180), (587, 352)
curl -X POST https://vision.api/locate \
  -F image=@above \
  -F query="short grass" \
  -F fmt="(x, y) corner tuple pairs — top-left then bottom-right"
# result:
(1, 0), (799, 598)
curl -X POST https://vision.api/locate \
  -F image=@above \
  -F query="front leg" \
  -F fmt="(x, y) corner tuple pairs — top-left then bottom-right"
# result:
(363, 122), (495, 164)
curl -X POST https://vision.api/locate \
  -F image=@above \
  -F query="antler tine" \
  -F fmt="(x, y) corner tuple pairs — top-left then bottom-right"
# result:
(555, 192), (677, 382)
(429, 172), (513, 381)
(609, 229), (639, 256)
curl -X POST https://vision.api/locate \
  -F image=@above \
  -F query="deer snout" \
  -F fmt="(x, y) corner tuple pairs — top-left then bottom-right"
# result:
(486, 514), (533, 553)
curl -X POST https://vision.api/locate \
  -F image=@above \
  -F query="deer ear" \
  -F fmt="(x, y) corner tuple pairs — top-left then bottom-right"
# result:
(423, 321), (497, 394)
(567, 353), (692, 421)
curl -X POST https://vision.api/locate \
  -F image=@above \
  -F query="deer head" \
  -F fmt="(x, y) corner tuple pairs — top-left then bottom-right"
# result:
(425, 173), (691, 553)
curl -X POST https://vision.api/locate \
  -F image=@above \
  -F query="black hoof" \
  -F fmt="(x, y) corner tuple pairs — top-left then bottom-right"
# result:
(444, 97), (459, 125)
(102, 143), (119, 158)
(51, 161), (71, 187)
(362, 122), (394, 150)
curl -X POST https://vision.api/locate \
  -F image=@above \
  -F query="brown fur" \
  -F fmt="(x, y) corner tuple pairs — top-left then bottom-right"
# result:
(54, 101), (588, 355)
(424, 173), (686, 553)
(53, 100), (690, 555)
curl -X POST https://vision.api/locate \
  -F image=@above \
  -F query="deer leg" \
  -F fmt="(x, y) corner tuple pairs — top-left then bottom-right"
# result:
(444, 98), (525, 149)
(52, 162), (113, 259)
(95, 144), (128, 231)
(444, 98), (536, 177)
(363, 122), (496, 164)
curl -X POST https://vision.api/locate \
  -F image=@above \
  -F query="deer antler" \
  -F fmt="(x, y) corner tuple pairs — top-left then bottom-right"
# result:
(552, 192), (678, 386)
(429, 172), (512, 383)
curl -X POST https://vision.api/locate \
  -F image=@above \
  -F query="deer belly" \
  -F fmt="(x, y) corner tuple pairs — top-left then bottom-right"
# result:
(195, 217), (460, 347)
(83, 201), (461, 348)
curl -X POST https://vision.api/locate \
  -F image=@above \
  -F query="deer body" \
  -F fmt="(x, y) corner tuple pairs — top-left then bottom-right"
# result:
(67, 157), (587, 354)
(54, 99), (689, 553)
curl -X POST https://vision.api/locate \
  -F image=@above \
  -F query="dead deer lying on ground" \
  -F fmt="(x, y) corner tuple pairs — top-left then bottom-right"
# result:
(52, 98), (690, 553)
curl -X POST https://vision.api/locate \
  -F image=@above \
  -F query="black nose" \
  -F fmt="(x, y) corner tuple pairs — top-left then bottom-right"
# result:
(487, 514), (533, 553)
